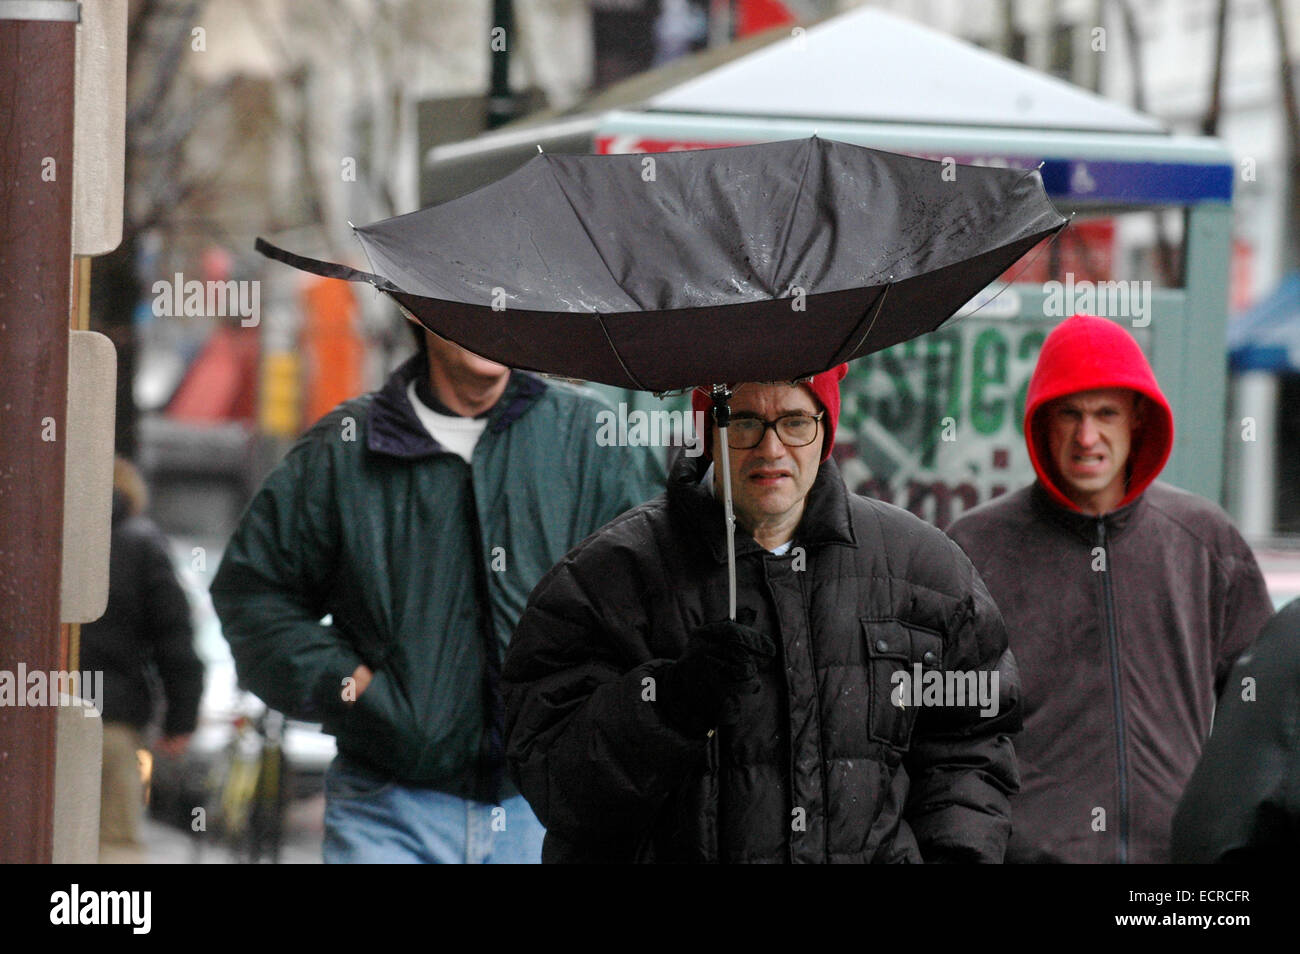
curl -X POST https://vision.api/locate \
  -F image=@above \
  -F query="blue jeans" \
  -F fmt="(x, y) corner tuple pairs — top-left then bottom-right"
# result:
(322, 755), (546, 864)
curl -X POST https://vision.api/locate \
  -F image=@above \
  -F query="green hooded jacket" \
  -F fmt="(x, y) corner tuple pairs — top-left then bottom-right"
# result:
(211, 356), (665, 800)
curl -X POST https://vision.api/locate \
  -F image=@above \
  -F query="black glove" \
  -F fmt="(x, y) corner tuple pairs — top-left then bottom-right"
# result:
(658, 611), (776, 737)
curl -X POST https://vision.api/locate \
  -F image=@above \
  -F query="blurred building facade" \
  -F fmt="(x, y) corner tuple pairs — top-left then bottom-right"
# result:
(115, 0), (598, 542)
(861, 0), (1300, 536)
(113, 0), (1300, 537)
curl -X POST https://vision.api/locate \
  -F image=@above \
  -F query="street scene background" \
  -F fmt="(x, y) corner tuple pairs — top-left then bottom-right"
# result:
(51, 0), (1300, 862)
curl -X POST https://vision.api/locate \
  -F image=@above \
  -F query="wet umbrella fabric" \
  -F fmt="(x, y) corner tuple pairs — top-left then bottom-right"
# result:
(256, 136), (1066, 393)
(257, 136), (1065, 619)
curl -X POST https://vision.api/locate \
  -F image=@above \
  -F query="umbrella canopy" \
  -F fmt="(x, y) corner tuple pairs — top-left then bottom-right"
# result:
(258, 136), (1066, 392)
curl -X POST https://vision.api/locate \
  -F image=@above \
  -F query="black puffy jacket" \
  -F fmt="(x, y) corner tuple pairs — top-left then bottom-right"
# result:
(503, 455), (1021, 863)
(1171, 598), (1300, 862)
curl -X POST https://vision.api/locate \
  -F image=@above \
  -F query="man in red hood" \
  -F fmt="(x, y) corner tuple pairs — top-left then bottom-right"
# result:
(948, 314), (1272, 864)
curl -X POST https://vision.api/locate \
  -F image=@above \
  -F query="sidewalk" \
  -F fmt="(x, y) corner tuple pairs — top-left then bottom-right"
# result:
(109, 794), (325, 864)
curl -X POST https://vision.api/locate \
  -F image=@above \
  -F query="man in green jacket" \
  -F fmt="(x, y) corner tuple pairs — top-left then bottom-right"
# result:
(211, 325), (664, 863)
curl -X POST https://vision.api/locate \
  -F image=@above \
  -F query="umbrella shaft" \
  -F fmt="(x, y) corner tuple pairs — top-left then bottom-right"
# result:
(718, 426), (737, 622)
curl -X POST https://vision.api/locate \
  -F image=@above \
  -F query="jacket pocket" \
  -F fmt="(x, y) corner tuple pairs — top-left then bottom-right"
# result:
(336, 668), (422, 780)
(862, 619), (944, 750)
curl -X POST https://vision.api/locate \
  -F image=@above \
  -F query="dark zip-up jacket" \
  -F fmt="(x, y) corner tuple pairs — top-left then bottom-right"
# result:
(947, 314), (1272, 863)
(504, 454), (1021, 863)
(949, 482), (1271, 862)
(211, 356), (663, 800)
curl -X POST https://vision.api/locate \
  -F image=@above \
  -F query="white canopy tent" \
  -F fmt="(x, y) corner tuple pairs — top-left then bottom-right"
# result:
(647, 7), (1164, 136)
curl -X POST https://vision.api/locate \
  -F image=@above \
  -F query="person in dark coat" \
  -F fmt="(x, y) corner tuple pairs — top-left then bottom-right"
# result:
(1171, 597), (1300, 862)
(81, 457), (204, 861)
(503, 366), (1021, 863)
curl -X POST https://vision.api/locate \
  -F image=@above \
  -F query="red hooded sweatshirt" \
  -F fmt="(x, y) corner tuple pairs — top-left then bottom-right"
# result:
(948, 314), (1272, 864)
(1024, 313), (1174, 512)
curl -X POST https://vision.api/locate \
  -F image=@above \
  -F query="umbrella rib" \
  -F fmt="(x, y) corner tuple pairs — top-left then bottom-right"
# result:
(953, 220), (1069, 325)
(767, 138), (818, 297)
(254, 237), (397, 292)
(540, 155), (653, 388)
(595, 314), (650, 391)
(829, 280), (893, 367)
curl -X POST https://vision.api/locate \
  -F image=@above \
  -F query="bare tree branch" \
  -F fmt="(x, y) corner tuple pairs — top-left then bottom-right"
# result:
(1113, 0), (1146, 112)
(132, 75), (237, 159)
(1112, 0), (1179, 286)
(126, 0), (162, 54)
(126, 0), (208, 132)
(1201, 0), (1230, 136)
(1269, 0), (1300, 270)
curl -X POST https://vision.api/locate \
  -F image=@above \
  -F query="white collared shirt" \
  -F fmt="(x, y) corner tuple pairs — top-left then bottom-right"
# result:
(406, 379), (488, 463)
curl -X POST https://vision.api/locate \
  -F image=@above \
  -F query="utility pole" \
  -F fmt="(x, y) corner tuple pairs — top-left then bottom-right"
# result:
(487, 0), (517, 129)
(0, 0), (80, 864)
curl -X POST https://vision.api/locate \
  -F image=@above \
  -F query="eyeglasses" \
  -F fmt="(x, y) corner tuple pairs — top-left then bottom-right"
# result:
(726, 412), (824, 449)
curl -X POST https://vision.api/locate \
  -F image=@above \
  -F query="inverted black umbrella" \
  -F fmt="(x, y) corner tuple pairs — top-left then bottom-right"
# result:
(257, 136), (1066, 615)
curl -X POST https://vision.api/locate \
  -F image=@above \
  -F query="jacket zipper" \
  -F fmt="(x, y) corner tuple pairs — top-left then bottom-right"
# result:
(465, 460), (506, 805)
(1096, 519), (1129, 864)
(760, 557), (798, 865)
(797, 551), (831, 866)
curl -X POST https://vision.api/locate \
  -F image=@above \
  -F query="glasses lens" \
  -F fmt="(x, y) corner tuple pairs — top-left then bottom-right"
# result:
(725, 415), (820, 449)
(776, 416), (817, 446)
(727, 418), (763, 449)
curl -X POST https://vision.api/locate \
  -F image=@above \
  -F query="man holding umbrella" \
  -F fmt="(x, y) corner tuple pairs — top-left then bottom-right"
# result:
(250, 134), (1068, 863)
(502, 365), (1021, 863)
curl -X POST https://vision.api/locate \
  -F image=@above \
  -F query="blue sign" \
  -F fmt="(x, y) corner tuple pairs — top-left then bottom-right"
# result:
(1038, 158), (1233, 205)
